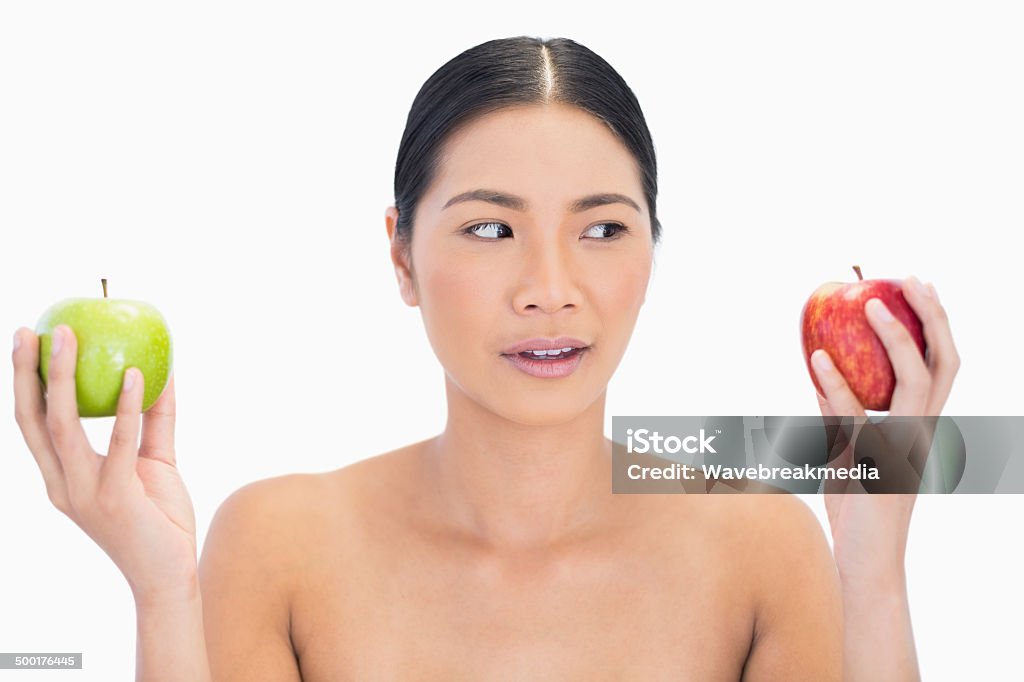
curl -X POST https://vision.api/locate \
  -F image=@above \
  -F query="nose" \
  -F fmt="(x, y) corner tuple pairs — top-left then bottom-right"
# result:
(511, 236), (584, 314)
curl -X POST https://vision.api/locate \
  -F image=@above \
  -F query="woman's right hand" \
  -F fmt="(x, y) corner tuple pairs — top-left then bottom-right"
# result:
(13, 323), (199, 603)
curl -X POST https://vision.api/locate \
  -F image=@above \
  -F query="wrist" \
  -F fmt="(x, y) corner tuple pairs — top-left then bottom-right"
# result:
(131, 571), (202, 610)
(838, 564), (908, 599)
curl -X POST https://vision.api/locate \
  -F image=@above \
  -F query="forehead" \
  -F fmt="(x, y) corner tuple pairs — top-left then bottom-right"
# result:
(426, 103), (644, 212)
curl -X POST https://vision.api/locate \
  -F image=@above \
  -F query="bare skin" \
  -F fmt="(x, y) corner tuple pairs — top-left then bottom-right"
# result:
(229, 441), (842, 681)
(12, 101), (960, 681)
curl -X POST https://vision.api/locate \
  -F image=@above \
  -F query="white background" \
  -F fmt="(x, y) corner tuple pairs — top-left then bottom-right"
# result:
(1, 1), (1022, 679)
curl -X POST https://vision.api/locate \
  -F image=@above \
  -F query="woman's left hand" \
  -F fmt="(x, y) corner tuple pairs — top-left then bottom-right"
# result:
(809, 275), (961, 583)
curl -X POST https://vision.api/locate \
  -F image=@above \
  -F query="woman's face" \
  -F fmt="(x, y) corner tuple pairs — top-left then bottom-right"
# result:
(386, 103), (654, 426)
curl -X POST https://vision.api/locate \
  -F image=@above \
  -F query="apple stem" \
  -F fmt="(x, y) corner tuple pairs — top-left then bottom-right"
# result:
(101, 278), (108, 298)
(852, 265), (863, 281)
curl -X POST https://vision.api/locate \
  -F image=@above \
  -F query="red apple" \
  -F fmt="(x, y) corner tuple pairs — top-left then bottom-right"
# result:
(801, 265), (927, 411)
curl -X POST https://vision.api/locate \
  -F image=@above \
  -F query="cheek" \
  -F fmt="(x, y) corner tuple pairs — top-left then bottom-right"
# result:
(593, 252), (651, 309)
(418, 258), (499, 348)
(588, 253), (651, 343)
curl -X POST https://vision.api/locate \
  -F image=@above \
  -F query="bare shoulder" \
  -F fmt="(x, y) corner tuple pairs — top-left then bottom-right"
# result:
(203, 443), (428, 570)
(647, 491), (832, 549)
(199, 471), (338, 614)
(630, 493), (842, 678)
(213, 471), (333, 514)
(204, 472), (336, 559)
(198, 473), (336, 681)
(208, 440), (424, 535)
(678, 495), (842, 680)
(669, 494), (838, 596)
(703, 494), (833, 559)
(197, 450), (420, 682)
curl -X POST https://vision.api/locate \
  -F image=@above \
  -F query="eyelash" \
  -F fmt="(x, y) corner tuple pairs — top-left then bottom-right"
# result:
(461, 222), (630, 241)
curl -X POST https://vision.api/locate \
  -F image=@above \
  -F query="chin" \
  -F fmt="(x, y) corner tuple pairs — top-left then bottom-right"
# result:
(493, 381), (607, 427)
(444, 352), (608, 424)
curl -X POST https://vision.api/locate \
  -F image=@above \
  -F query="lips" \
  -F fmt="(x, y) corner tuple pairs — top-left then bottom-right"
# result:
(512, 346), (585, 361)
(501, 345), (588, 378)
(501, 337), (590, 355)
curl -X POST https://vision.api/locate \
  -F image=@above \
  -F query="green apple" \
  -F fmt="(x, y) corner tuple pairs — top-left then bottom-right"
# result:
(36, 280), (173, 418)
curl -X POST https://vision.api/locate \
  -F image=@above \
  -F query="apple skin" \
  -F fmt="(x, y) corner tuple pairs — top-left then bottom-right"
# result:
(36, 298), (173, 418)
(801, 275), (926, 412)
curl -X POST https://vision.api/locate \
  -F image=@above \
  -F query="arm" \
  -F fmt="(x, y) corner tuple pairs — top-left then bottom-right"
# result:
(133, 477), (308, 682)
(12, 325), (211, 681)
(839, 569), (918, 681)
(810, 276), (960, 680)
(135, 576), (211, 682)
(198, 478), (305, 682)
(741, 496), (844, 681)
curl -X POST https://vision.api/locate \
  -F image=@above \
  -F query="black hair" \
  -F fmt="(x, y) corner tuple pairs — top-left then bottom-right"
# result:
(392, 36), (661, 258)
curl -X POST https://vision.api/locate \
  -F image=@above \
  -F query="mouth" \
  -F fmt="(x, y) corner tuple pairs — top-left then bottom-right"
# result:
(500, 336), (591, 355)
(500, 345), (590, 378)
(505, 346), (587, 361)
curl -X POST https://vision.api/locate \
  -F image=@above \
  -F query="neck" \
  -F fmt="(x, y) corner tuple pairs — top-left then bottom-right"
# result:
(424, 376), (614, 552)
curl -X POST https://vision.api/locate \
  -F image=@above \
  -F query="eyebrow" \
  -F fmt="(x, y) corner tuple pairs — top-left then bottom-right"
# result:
(441, 189), (642, 214)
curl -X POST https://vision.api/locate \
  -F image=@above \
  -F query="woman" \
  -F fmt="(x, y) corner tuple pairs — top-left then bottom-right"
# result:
(12, 36), (959, 680)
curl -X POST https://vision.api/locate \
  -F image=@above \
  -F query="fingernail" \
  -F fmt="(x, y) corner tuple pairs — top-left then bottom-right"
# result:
(13, 331), (21, 353)
(51, 327), (63, 357)
(911, 276), (931, 298)
(123, 369), (136, 392)
(813, 350), (834, 373)
(927, 282), (939, 302)
(868, 298), (894, 322)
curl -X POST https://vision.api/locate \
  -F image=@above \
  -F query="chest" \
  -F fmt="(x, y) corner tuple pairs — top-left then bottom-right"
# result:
(289, 537), (753, 681)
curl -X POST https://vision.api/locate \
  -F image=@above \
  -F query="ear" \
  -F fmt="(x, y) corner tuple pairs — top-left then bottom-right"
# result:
(385, 206), (419, 307)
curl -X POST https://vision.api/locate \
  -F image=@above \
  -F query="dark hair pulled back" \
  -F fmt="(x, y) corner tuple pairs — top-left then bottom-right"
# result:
(393, 36), (661, 253)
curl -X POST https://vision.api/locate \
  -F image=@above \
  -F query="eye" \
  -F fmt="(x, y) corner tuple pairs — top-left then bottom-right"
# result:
(462, 221), (630, 241)
(583, 222), (629, 240)
(463, 222), (512, 239)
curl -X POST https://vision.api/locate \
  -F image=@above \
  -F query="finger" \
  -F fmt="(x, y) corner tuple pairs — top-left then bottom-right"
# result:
(139, 371), (176, 466)
(43, 325), (100, 494)
(901, 277), (961, 414)
(810, 349), (866, 418)
(811, 349), (866, 492)
(102, 368), (143, 490)
(815, 391), (834, 419)
(12, 327), (69, 505)
(811, 380), (861, 493)
(865, 297), (931, 416)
